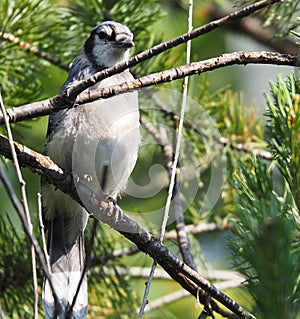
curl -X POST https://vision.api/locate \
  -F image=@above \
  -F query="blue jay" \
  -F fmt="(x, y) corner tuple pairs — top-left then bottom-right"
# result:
(42, 21), (140, 318)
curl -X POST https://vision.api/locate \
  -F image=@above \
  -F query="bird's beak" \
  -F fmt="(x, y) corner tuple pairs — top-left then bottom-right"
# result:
(121, 39), (135, 48)
(114, 35), (135, 48)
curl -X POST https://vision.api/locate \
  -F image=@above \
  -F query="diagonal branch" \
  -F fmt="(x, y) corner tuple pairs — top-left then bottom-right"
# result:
(0, 135), (255, 319)
(57, 0), (282, 100)
(209, 7), (298, 55)
(0, 32), (69, 71)
(74, 51), (298, 104)
(0, 0), (279, 101)
(0, 51), (297, 125)
(0, 0), (283, 125)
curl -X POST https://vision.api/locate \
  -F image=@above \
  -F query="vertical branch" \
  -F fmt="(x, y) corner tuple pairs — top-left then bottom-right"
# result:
(0, 93), (38, 318)
(38, 192), (51, 273)
(138, 2), (194, 316)
(173, 0), (198, 272)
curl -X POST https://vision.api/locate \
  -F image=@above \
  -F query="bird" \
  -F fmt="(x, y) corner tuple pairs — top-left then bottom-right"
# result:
(42, 21), (140, 318)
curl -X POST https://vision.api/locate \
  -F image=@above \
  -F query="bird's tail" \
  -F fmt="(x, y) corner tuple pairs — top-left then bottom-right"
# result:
(42, 218), (88, 319)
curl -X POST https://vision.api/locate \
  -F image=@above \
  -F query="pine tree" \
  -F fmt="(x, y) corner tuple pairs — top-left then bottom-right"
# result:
(0, 0), (299, 318)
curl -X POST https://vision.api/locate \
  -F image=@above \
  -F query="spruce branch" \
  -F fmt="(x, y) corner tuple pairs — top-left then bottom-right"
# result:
(0, 135), (255, 319)
(219, 137), (272, 160)
(0, 51), (297, 125)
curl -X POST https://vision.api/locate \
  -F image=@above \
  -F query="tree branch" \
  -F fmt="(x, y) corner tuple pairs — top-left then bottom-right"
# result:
(0, 51), (297, 125)
(0, 32), (69, 71)
(74, 51), (298, 103)
(57, 0), (282, 100)
(209, 6), (298, 55)
(0, 94), (39, 318)
(0, 135), (255, 319)
(0, 168), (63, 316)
(0, 0), (283, 125)
(141, 116), (198, 270)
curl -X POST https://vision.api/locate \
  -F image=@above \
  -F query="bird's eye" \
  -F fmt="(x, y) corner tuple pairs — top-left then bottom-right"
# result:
(97, 31), (107, 40)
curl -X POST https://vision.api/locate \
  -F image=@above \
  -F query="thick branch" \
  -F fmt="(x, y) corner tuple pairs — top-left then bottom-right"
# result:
(0, 51), (297, 125)
(0, 135), (255, 319)
(75, 51), (298, 103)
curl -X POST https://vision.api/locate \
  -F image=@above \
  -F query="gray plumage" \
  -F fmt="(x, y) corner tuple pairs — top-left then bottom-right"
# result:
(42, 21), (140, 319)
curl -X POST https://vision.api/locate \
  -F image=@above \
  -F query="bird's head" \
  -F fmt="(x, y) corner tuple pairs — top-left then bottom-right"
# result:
(84, 21), (134, 70)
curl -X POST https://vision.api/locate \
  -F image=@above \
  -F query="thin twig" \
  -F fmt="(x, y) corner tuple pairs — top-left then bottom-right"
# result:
(0, 93), (38, 319)
(166, 222), (228, 239)
(0, 32), (69, 71)
(143, 290), (190, 313)
(219, 137), (272, 160)
(137, 262), (157, 319)
(0, 167), (62, 315)
(67, 219), (98, 319)
(37, 192), (51, 273)
(136, 121), (170, 317)
(0, 305), (5, 319)
(90, 222), (224, 267)
(69, 163), (109, 317)
(101, 266), (244, 283)
(179, 3), (210, 317)
(90, 245), (139, 267)
(73, 51), (298, 105)
(173, 0), (198, 272)
(143, 274), (244, 315)
(139, 2), (196, 315)
(209, 7), (298, 55)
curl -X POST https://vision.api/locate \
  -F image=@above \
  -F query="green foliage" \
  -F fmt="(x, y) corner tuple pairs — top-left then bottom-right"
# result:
(265, 74), (300, 210)
(233, 0), (300, 38)
(0, 0), (72, 105)
(87, 224), (139, 318)
(229, 73), (300, 319)
(0, 214), (43, 318)
(291, 17), (300, 42)
(230, 158), (300, 319)
(205, 88), (264, 143)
